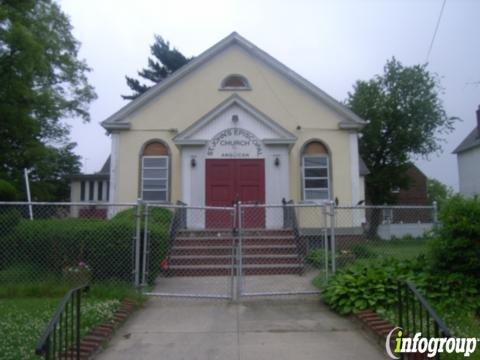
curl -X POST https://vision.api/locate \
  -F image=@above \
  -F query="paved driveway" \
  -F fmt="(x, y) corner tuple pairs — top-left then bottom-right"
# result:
(97, 297), (385, 360)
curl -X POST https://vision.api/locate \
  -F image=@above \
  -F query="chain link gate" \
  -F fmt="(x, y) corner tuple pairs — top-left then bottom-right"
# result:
(137, 201), (335, 299)
(140, 202), (237, 299)
(236, 202), (333, 298)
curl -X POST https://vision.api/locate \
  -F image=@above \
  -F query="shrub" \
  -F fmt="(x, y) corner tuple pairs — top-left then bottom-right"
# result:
(113, 207), (172, 283)
(351, 243), (377, 259)
(320, 255), (480, 316)
(321, 258), (411, 314)
(0, 179), (16, 201)
(0, 207), (172, 284)
(306, 249), (329, 269)
(429, 196), (480, 277)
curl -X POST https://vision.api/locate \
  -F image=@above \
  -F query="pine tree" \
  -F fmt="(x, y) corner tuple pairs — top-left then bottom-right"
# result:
(122, 35), (191, 100)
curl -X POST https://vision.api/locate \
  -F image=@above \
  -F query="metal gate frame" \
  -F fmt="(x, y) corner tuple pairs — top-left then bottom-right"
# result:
(134, 201), (336, 300)
(235, 202), (334, 299)
(140, 202), (237, 299)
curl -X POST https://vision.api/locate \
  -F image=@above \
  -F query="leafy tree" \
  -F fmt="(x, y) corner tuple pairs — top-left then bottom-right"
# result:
(427, 178), (454, 208)
(0, 0), (96, 200)
(122, 35), (191, 100)
(347, 57), (456, 205)
(0, 180), (16, 201)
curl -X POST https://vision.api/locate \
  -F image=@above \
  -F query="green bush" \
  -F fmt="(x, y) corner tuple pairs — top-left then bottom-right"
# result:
(0, 179), (16, 201)
(429, 196), (480, 277)
(321, 258), (411, 314)
(351, 243), (377, 259)
(112, 207), (172, 283)
(320, 256), (480, 316)
(306, 249), (329, 269)
(0, 207), (172, 284)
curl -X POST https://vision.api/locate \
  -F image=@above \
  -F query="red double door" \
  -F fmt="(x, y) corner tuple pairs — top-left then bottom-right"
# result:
(206, 159), (265, 228)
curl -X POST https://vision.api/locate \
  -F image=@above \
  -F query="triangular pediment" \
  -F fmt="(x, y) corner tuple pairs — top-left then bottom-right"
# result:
(101, 32), (366, 131)
(173, 95), (297, 145)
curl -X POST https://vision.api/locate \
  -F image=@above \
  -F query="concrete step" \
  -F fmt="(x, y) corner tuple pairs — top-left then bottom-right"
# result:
(176, 229), (294, 238)
(170, 245), (297, 256)
(167, 263), (304, 276)
(175, 238), (296, 247)
(170, 255), (300, 266)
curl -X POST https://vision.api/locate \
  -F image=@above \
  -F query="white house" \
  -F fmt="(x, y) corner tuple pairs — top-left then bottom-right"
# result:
(453, 105), (480, 198)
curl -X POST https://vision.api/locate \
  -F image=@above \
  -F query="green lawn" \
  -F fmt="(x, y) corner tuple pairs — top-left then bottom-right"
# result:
(360, 237), (428, 260)
(0, 297), (119, 360)
(0, 283), (143, 360)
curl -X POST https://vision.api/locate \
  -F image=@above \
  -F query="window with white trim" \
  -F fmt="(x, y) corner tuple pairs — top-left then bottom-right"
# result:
(141, 156), (169, 201)
(302, 155), (330, 201)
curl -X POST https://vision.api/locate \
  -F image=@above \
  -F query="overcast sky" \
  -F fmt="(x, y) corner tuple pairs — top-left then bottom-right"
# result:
(61, 0), (479, 190)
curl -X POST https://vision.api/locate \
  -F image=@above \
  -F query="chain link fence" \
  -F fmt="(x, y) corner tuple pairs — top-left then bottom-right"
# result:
(333, 205), (436, 269)
(0, 202), (139, 289)
(0, 201), (436, 298)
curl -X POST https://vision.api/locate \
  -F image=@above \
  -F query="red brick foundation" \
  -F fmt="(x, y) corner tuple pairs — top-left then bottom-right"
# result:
(61, 298), (137, 359)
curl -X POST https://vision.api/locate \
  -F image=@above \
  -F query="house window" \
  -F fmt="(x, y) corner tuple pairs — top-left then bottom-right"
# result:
(141, 141), (170, 202)
(98, 181), (103, 201)
(302, 141), (331, 201)
(106, 181), (110, 201)
(88, 181), (94, 201)
(80, 181), (86, 201)
(141, 157), (169, 201)
(220, 74), (250, 90)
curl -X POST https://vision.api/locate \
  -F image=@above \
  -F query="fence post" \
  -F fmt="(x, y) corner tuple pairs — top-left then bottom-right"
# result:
(322, 205), (329, 281)
(134, 199), (142, 288)
(236, 201), (243, 300)
(330, 201), (336, 273)
(141, 203), (149, 287)
(432, 201), (438, 227)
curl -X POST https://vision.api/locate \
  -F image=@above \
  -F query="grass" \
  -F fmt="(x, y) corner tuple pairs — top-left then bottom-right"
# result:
(359, 237), (428, 260)
(0, 282), (145, 360)
(308, 236), (429, 273)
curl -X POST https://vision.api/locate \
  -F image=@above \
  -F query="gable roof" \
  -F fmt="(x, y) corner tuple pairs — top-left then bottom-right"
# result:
(173, 94), (297, 145)
(453, 127), (480, 154)
(101, 32), (366, 131)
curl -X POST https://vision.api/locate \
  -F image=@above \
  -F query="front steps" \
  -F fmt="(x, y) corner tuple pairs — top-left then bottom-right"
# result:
(167, 229), (304, 276)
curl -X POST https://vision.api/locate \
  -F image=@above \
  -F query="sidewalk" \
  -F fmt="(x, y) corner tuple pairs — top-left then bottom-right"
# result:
(97, 297), (385, 360)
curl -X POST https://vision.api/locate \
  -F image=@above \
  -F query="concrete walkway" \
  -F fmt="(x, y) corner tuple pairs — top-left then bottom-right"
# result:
(97, 297), (385, 360)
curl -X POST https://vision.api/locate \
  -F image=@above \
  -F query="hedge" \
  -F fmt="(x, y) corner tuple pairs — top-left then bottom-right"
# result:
(0, 207), (171, 284)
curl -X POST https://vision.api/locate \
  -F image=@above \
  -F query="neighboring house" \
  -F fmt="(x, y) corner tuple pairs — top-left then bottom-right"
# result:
(360, 164), (432, 240)
(73, 32), (369, 227)
(392, 164), (429, 205)
(70, 158), (110, 218)
(453, 105), (480, 198)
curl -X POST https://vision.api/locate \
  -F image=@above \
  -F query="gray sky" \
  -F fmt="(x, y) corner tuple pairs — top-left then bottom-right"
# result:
(61, 0), (479, 190)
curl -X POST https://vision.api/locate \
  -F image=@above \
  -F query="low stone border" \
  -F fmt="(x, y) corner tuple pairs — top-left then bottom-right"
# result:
(74, 298), (137, 359)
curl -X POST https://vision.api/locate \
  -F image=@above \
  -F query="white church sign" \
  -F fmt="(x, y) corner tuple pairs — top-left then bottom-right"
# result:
(206, 128), (263, 158)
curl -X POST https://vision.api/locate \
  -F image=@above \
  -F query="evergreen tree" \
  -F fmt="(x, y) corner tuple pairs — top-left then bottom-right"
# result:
(122, 35), (191, 100)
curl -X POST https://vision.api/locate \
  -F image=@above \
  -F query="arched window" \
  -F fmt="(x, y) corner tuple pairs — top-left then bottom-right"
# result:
(141, 141), (169, 201)
(302, 141), (331, 201)
(220, 74), (250, 90)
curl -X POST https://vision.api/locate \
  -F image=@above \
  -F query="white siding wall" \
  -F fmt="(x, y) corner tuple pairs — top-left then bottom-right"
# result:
(458, 147), (480, 197)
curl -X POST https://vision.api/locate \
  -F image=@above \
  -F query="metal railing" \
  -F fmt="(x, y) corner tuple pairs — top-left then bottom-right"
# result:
(397, 281), (452, 359)
(35, 284), (90, 359)
(282, 199), (304, 273)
